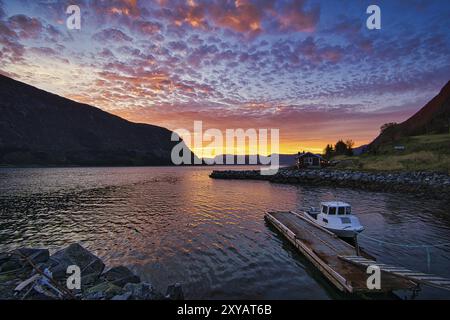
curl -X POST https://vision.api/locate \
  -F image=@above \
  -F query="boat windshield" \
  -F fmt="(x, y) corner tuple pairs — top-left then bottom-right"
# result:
(338, 207), (346, 215)
(345, 206), (352, 214)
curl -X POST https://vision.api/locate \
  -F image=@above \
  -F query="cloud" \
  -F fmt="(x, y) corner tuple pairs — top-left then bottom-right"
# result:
(186, 43), (219, 67)
(132, 19), (162, 35)
(321, 67), (450, 99)
(44, 24), (68, 43)
(92, 28), (133, 42)
(0, 21), (25, 65)
(91, 0), (142, 18)
(8, 14), (43, 39)
(325, 15), (362, 37)
(207, 0), (265, 35)
(168, 40), (188, 52)
(29, 46), (57, 56)
(150, 0), (319, 37)
(271, 0), (320, 32)
(0, 0), (5, 19)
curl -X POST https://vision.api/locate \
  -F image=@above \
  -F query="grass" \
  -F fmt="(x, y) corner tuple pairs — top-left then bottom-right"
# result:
(332, 133), (450, 173)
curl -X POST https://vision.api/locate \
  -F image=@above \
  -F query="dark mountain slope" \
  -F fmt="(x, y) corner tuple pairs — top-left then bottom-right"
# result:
(0, 74), (191, 166)
(370, 81), (450, 150)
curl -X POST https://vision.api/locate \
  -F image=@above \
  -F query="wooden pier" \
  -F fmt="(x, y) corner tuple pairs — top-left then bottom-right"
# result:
(265, 211), (417, 294)
(340, 256), (450, 292)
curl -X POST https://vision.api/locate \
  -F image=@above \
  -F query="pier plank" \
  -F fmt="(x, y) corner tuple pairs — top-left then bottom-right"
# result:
(340, 255), (450, 291)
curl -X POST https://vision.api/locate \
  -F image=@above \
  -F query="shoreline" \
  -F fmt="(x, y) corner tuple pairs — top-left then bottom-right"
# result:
(210, 168), (450, 199)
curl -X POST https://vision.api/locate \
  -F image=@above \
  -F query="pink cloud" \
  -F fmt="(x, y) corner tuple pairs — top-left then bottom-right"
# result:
(92, 28), (133, 42)
(8, 14), (43, 39)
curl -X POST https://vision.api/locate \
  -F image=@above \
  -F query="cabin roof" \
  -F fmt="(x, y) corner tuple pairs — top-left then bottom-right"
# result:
(321, 201), (350, 207)
(296, 152), (325, 160)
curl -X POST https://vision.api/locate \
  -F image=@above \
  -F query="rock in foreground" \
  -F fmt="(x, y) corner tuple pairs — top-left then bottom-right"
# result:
(0, 243), (183, 300)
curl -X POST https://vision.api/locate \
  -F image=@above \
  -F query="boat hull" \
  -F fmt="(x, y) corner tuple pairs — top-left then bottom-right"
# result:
(325, 227), (364, 238)
(302, 211), (364, 238)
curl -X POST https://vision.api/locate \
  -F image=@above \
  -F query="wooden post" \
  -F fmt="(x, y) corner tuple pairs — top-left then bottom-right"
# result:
(354, 234), (361, 256)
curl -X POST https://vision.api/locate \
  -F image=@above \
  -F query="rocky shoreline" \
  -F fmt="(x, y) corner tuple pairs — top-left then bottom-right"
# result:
(210, 168), (450, 199)
(0, 243), (183, 300)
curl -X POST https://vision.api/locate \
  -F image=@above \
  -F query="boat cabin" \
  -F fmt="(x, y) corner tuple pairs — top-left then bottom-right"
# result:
(296, 152), (328, 169)
(321, 201), (352, 216)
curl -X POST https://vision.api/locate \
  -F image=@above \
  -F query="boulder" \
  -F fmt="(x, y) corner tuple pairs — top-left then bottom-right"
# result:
(49, 243), (105, 286)
(84, 281), (123, 300)
(123, 282), (164, 300)
(165, 283), (184, 300)
(111, 291), (133, 300)
(0, 253), (10, 265)
(103, 266), (140, 287)
(0, 248), (49, 272)
(14, 248), (49, 264)
(0, 258), (21, 272)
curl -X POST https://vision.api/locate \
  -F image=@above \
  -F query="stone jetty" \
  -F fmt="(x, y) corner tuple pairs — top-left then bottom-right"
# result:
(0, 243), (183, 300)
(210, 167), (450, 199)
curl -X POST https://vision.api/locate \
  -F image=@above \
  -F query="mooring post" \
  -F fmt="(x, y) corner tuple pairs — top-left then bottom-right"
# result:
(354, 234), (361, 256)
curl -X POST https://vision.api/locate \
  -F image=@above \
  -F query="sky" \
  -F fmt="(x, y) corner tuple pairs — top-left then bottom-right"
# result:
(0, 0), (449, 155)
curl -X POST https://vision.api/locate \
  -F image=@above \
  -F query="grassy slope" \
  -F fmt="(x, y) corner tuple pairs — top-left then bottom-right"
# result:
(332, 133), (450, 173)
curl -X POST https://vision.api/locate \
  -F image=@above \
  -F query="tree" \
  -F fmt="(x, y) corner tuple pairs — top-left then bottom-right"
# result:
(324, 144), (334, 159)
(345, 139), (355, 156)
(334, 140), (348, 156)
(380, 122), (397, 133)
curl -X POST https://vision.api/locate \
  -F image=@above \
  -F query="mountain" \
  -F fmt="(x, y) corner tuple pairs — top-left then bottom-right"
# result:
(0, 74), (193, 166)
(370, 80), (450, 150)
(352, 144), (368, 156)
(202, 154), (297, 166)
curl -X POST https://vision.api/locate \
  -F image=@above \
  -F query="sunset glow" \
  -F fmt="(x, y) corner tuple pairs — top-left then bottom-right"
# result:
(1, 0), (449, 155)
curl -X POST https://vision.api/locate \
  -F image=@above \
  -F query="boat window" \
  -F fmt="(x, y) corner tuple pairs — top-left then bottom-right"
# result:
(346, 207), (352, 215)
(328, 207), (336, 215)
(338, 207), (346, 215)
(322, 206), (328, 214)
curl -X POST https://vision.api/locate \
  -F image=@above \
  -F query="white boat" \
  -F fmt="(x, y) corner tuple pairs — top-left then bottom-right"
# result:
(303, 201), (364, 238)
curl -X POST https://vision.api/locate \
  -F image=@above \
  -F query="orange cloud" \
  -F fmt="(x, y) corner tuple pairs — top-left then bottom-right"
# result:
(208, 0), (263, 34)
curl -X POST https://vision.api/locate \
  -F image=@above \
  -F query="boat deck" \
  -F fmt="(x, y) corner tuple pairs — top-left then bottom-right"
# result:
(265, 211), (416, 293)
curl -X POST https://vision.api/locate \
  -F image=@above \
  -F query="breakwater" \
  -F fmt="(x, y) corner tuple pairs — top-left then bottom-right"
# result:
(210, 168), (450, 199)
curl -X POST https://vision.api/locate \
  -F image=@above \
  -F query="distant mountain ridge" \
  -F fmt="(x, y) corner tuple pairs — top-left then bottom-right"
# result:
(0, 74), (193, 166)
(370, 81), (450, 150)
(201, 154), (297, 166)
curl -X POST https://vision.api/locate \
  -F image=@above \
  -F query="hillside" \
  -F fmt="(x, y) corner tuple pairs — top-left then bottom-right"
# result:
(334, 133), (450, 172)
(0, 75), (192, 166)
(370, 81), (450, 150)
(334, 81), (450, 173)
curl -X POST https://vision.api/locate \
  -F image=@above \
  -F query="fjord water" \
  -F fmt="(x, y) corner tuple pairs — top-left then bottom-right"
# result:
(1, 166), (450, 299)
